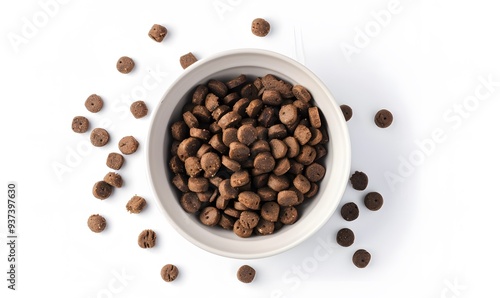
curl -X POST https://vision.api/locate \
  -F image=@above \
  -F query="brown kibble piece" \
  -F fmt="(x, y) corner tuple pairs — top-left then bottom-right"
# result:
(138, 229), (156, 248)
(239, 211), (260, 229)
(190, 127), (211, 141)
(304, 182), (319, 199)
(246, 99), (263, 118)
(267, 174), (290, 192)
(262, 90), (282, 106)
(148, 24), (167, 42)
(87, 214), (106, 233)
(251, 18), (271, 37)
(221, 155), (241, 172)
(341, 202), (359, 221)
(130, 100), (148, 119)
(269, 139), (288, 159)
(92, 181), (113, 199)
(180, 192), (202, 213)
(72, 116), (89, 133)
(237, 124), (258, 146)
(364, 192), (384, 211)
(208, 79), (228, 98)
(273, 158), (290, 176)
(231, 170), (250, 188)
(208, 134), (227, 154)
(199, 206), (221, 226)
(160, 264), (179, 282)
(233, 219), (253, 238)
(177, 137), (201, 161)
(222, 127), (238, 146)
(169, 155), (184, 174)
(193, 85), (209, 105)
(258, 106), (276, 127)
(116, 56), (135, 74)
(268, 124), (288, 139)
(280, 206), (298, 225)
(90, 128), (110, 147)
(200, 152), (221, 178)
(253, 151), (275, 173)
(218, 111), (242, 129)
(350, 171), (368, 190)
(192, 105), (211, 123)
(308, 127), (323, 146)
(171, 121), (189, 141)
(118, 136), (139, 155)
(233, 98), (250, 116)
(225, 74), (247, 90)
(85, 94), (103, 113)
(103, 172), (123, 188)
(283, 136), (300, 158)
(229, 142), (250, 162)
(205, 93), (219, 112)
(340, 104), (352, 121)
(256, 218), (274, 235)
(305, 163), (326, 182)
(279, 104), (298, 125)
(374, 109), (393, 128)
(293, 174), (311, 194)
(261, 201), (279, 222)
(106, 152), (124, 170)
(308, 107), (322, 128)
(277, 190), (300, 206)
(238, 191), (260, 210)
(353, 249), (371, 268)
(188, 177), (209, 193)
(183, 111), (199, 128)
(295, 145), (317, 165)
(172, 174), (189, 193)
(126, 195), (147, 213)
(292, 85), (312, 102)
(293, 124), (311, 145)
(336, 228), (355, 247)
(180, 52), (198, 69)
(219, 179), (238, 199)
(219, 214), (235, 230)
(184, 156), (202, 177)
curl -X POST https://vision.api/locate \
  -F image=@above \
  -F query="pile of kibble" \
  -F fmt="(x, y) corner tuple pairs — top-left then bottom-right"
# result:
(71, 17), (393, 284)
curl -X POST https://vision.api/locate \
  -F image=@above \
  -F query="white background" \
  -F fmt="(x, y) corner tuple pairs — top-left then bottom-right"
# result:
(1, 0), (500, 297)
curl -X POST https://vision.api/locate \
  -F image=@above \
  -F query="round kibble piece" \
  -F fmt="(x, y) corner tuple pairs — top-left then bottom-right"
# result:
(350, 171), (368, 190)
(340, 104), (353, 121)
(148, 24), (167, 42)
(226, 74), (247, 89)
(374, 109), (393, 128)
(87, 214), (106, 233)
(256, 219), (274, 235)
(90, 128), (110, 147)
(178, 137), (201, 161)
(364, 192), (384, 211)
(229, 142), (250, 162)
(184, 157), (202, 177)
(353, 249), (371, 268)
(222, 127), (238, 146)
(273, 158), (290, 176)
(277, 190), (299, 206)
(218, 111), (242, 129)
(172, 174), (188, 193)
(219, 179), (238, 199)
(293, 174), (311, 194)
(116, 56), (134, 74)
(292, 85), (312, 102)
(160, 264), (178, 282)
(254, 151), (275, 173)
(199, 206), (221, 226)
(130, 100), (148, 118)
(85, 94), (103, 113)
(305, 163), (326, 182)
(239, 211), (260, 229)
(251, 18), (270, 37)
(261, 201), (279, 222)
(171, 121), (189, 141)
(336, 228), (355, 247)
(269, 139), (288, 159)
(283, 136), (300, 158)
(126, 195), (147, 213)
(180, 192), (202, 213)
(280, 206), (298, 225)
(237, 265), (256, 283)
(138, 229), (156, 248)
(208, 79), (228, 98)
(308, 107), (322, 128)
(238, 191), (260, 210)
(103, 172), (123, 188)
(294, 124), (311, 145)
(72, 116), (89, 133)
(106, 152), (124, 170)
(92, 181), (113, 200)
(221, 155), (241, 172)
(341, 202), (359, 221)
(237, 125), (258, 146)
(118, 136), (139, 155)
(233, 219), (253, 238)
(279, 104), (298, 125)
(188, 177), (209, 193)
(231, 170), (250, 188)
(200, 152), (221, 178)
(193, 85), (209, 105)
(219, 214), (235, 230)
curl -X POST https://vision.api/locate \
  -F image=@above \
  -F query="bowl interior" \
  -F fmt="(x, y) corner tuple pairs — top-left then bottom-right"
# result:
(147, 49), (351, 259)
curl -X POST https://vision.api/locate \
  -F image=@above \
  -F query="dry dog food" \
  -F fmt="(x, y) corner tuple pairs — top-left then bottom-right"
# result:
(118, 136), (139, 155)
(364, 192), (383, 211)
(116, 56), (135, 74)
(336, 228), (355, 247)
(90, 128), (110, 147)
(237, 265), (256, 283)
(160, 264), (179, 282)
(104, 172), (123, 188)
(85, 94), (104, 113)
(87, 214), (106, 233)
(374, 109), (393, 128)
(168, 74), (328, 237)
(352, 249), (371, 268)
(92, 181), (113, 200)
(340, 104), (352, 121)
(138, 229), (156, 248)
(72, 116), (89, 133)
(126, 195), (147, 213)
(130, 100), (148, 118)
(106, 152), (124, 170)
(350, 171), (368, 190)
(251, 18), (270, 37)
(180, 52), (198, 69)
(340, 202), (359, 221)
(148, 24), (168, 42)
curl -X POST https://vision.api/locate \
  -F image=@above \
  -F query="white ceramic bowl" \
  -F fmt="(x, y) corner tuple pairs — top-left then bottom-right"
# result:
(147, 49), (351, 259)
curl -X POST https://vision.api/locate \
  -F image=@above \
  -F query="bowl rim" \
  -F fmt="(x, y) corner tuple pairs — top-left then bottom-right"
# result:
(146, 48), (351, 259)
